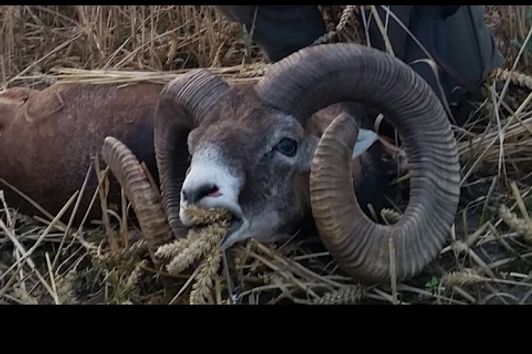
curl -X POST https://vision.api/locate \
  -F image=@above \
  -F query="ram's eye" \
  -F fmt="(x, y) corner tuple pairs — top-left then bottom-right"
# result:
(275, 138), (298, 157)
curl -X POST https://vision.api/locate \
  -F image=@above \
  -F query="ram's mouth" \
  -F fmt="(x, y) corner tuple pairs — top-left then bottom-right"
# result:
(221, 213), (249, 250)
(180, 203), (245, 245)
(227, 215), (244, 236)
(221, 207), (245, 241)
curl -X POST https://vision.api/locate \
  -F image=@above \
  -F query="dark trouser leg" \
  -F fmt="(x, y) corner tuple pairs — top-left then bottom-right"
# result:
(443, 6), (504, 123)
(215, 5), (504, 125)
(214, 6), (326, 62)
(404, 7), (454, 113)
(365, 7), (459, 104)
(364, 6), (504, 124)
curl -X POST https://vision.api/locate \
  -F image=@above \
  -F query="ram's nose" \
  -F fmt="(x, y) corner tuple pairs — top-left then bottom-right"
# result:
(181, 183), (221, 204)
(179, 148), (245, 227)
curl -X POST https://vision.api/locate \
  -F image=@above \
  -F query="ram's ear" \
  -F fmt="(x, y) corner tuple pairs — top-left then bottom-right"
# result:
(352, 129), (379, 158)
(298, 128), (378, 173)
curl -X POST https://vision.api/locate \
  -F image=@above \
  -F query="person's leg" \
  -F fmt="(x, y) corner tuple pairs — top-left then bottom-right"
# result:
(215, 5), (504, 124)
(362, 5), (415, 60)
(445, 6), (504, 87)
(362, 6), (503, 124)
(217, 6), (454, 102)
(443, 6), (504, 123)
(360, 6), (454, 130)
(404, 7), (454, 105)
(214, 6), (326, 62)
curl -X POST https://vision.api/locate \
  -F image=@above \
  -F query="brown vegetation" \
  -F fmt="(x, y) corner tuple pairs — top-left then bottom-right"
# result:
(0, 5), (531, 304)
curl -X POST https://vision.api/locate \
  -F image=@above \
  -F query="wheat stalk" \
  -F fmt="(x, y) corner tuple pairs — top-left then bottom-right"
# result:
(154, 205), (231, 304)
(184, 205), (232, 225)
(441, 269), (486, 287)
(312, 5), (362, 45)
(313, 286), (363, 304)
(125, 259), (147, 290)
(380, 208), (401, 225)
(489, 68), (532, 90)
(166, 229), (217, 275)
(189, 251), (222, 304)
(95, 239), (148, 265)
(55, 268), (79, 304)
(499, 204), (532, 241)
(13, 286), (38, 304)
(155, 238), (195, 259)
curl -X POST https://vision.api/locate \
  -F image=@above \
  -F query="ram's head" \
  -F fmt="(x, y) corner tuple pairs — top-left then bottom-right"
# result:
(104, 43), (461, 284)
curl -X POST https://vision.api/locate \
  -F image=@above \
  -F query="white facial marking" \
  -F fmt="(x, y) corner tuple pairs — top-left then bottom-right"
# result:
(180, 147), (243, 226)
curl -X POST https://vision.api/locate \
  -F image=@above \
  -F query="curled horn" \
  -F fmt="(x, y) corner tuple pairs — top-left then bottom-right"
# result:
(101, 136), (172, 262)
(154, 70), (230, 239)
(255, 43), (460, 283)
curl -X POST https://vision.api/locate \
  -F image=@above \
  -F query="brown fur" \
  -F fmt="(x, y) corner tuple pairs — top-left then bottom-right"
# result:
(0, 82), (163, 219)
(0, 80), (387, 228)
(183, 85), (389, 241)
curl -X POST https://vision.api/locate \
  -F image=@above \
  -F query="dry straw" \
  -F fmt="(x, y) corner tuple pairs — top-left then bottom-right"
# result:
(489, 68), (532, 91)
(155, 205), (231, 304)
(441, 269), (486, 287)
(1, 5), (531, 305)
(499, 204), (532, 242)
(313, 286), (363, 304)
(55, 268), (79, 304)
(380, 208), (401, 225)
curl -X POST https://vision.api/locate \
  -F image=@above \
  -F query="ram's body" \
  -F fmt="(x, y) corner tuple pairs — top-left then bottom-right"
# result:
(139, 44), (460, 284)
(0, 81), (383, 221)
(0, 43), (461, 285)
(0, 83), (162, 218)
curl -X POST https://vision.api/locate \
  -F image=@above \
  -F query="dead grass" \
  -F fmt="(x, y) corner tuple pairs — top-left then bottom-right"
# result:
(486, 5), (532, 72)
(0, 5), (264, 89)
(1, 5), (532, 305)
